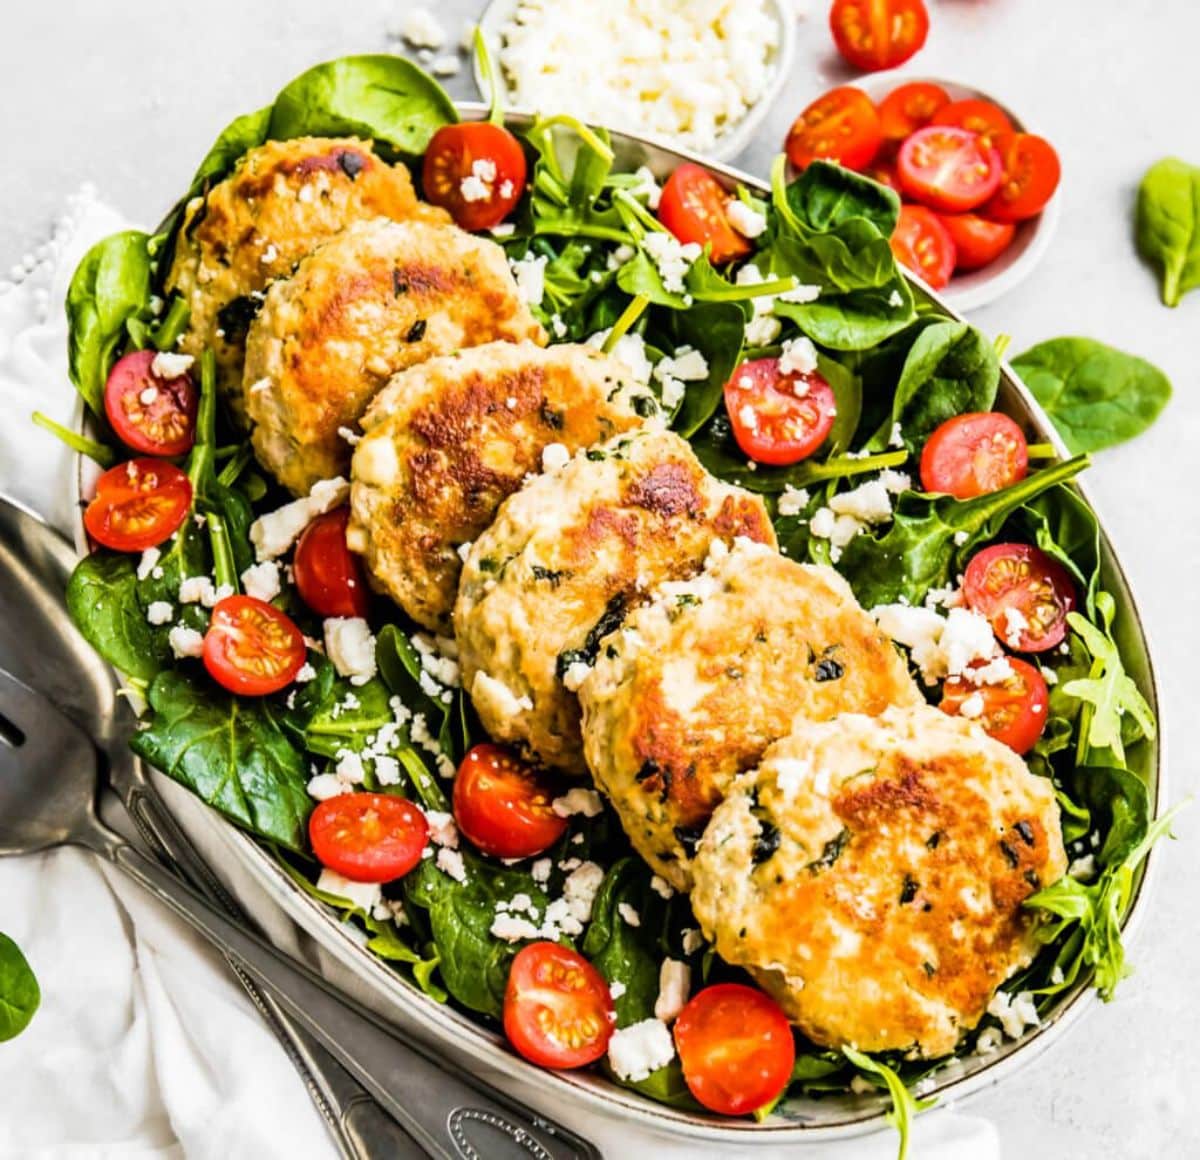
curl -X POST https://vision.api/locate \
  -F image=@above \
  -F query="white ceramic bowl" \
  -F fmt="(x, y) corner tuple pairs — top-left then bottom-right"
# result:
(857, 75), (1060, 312)
(474, 0), (796, 162)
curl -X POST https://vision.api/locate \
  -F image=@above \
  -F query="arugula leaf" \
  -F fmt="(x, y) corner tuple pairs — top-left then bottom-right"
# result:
(130, 670), (312, 852)
(870, 320), (1000, 451)
(0, 933), (40, 1042)
(1012, 337), (1171, 454)
(841, 1047), (934, 1160)
(1028, 800), (1185, 1000)
(836, 456), (1089, 608)
(1135, 157), (1200, 307)
(268, 55), (457, 156)
(1062, 594), (1156, 766)
(66, 552), (170, 682)
(65, 230), (153, 417)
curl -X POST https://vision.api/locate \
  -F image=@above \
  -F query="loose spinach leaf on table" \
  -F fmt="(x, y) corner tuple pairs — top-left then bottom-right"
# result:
(1135, 157), (1200, 307)
(835, 456), (1089, 608)
(66, 230), (154, 417)
(0, 932), (40, 1042)
(131, 670), (312, 852)
(1012, 337), (1171, 454)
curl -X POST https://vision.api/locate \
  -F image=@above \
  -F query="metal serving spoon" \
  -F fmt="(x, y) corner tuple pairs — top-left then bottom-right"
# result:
(0, 494), (422, 1159)
(0, 664), (599, 1160)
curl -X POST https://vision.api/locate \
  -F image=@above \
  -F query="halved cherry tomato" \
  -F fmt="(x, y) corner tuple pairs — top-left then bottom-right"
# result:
(897, 126), (1002, 213)
(829, 0), (929, 73)
(658, 164), (751, 265)
(980, 133), (1061, 223)
(104, 349), (197, 457)
(309, 792), (429, 883)
(203, 594), (306, 695)
(931, 98), (1014, 151)
(724, 357), (838, 467)
(422, 122), (527, 232)
(890, 205), (955, 289)
(963, 543), (1078, 653)
(453, 743), (567, 859)
(920, 412), (1028, 498)
(84, 458), (193, 552)
(504, 942), (615, 1070)
(941, 657), (1049, 755)
(785, 87), (882, 172)
(878, 82), (950, 142)
(293, 507), (369, 619)
(937, 212), (1016, 271)
(674, 983), (795, 1116)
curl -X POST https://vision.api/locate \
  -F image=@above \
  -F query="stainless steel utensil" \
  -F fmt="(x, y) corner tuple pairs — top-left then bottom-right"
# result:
(0, 494), (420, 1160)
(0, 663), (600, 1160)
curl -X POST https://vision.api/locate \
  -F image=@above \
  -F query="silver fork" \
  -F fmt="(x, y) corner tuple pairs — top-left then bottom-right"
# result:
(0, 665), (601, 1160)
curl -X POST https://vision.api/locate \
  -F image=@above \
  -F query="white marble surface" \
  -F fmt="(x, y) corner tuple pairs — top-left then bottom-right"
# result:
(3, 0), (1197, 1155)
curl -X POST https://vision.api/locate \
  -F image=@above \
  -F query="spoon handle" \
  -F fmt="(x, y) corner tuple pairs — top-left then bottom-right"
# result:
(99, 835), (602, 1160)
(121, 780), (424, 1160)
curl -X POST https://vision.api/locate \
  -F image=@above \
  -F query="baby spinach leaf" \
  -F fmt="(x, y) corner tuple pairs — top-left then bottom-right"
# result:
(870, 320), (1000, 451)
(66, 552), (170, 682)
(0, 933), (40, 1042)
(836, 455), (1089, 608)
(1135, 157), (1200, 307)
(268, 55), (457, 157)
(1012, 486), (1101, 615)
(191, 106), (273, 191)
(1069, 765), (1150, 869)
(403, 853), (551, 1019)
(303, 676), (394, 758)
(130, 670), (312, 852)
(786, 160), (901, 236)
(66, 230), (153, 417)
(1011, 337), (1171, 454)
(665, 301), (746, 437)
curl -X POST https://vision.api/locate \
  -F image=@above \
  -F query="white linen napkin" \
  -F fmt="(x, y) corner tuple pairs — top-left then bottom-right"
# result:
(0, 195), (1000, 1160)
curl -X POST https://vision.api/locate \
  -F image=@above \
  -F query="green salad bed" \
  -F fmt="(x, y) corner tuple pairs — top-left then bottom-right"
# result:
(55, 53), (1172, 1150)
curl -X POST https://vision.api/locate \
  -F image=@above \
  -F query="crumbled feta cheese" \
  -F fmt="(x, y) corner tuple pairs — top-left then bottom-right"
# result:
(888, 421), (905, 449)
(317, 868), (382, 913)
(830, 479), (893, 524)
(250, 477), (349, 561)
(562, 661), (593, 692)
(436, 847), (467, 883)
(139, 385), (159, 406)
(607, 1019), (676, 1082)
(373, 755), (401, 786)
(146, 601), (174, 626)
(541, 442), (571, 473)
(424, 809), (460, 849)
(879, 470), (911, 495)
(552, 788), (604, 818)
(1002, 606), (1030, 649)
(471, 671), (533, 718)
(779, 336), (818, 377)
(430, 53), (460, 77)
(294, 662), (317, 683)
(334, 750), (366, 784)
(871, 603), (1000, 686)
(642, 231), (701, 295)
(530, 857), (552, 885)
(586, 328), (654, 385)
(324, 617), (377, 686)
(629, 166), (662, 209)
(490, 913), (543, 942)
(240, 561), (281, 603)
(953, 530), (969, 547)
(456, 541), (473, 563)
(975, 1027), (1003, 1055)
(178, 576), (215, 606)
(1069, 854), (1097, 882)
(609, 980), (627, 1000)
(681, 928), (705, 956)
(850, 1075), (876, 1095)
(137, 548), (161, 581)
(150, 351), (194, 379)
(617, 902), (641, 927)
(399, 6), (445, 48)
(987, 989), (1040, 1040)
(888, 289), (905, 309)
(776, 485), (811, 517)
(726, 198), (767, 239)
(167, 625), (204, 659)
(654, 345), (709, 385)
(654, 959), (690, 1022)
(460, 157), (498, 202)
(958, 692), (986, 719)
(307, 773), (350, 801)
(561, 861), (605, 926)
(650, 875), (674, 900)
(509, 253), (548, 306)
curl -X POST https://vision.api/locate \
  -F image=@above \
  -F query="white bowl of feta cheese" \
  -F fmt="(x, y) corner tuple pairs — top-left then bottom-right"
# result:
(476, 0), (796, 162)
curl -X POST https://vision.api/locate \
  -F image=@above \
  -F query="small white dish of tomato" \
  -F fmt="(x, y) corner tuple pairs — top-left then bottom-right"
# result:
(786, 77), (1060, 311)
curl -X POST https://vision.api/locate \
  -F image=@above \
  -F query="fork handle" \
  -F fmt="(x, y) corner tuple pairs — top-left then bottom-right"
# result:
(99, 835), (602, 1160)
(123, 783), (424, 1160)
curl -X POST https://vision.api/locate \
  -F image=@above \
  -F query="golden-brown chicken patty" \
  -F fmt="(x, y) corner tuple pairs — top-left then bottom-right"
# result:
(242, 218), (546, 495)
(580, 540), (923, 890)
(454, 428), (775, 775)
(689, 705), (1068, 1058)
(347, 341), (657, 632)
(164, 136), (447, 422)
